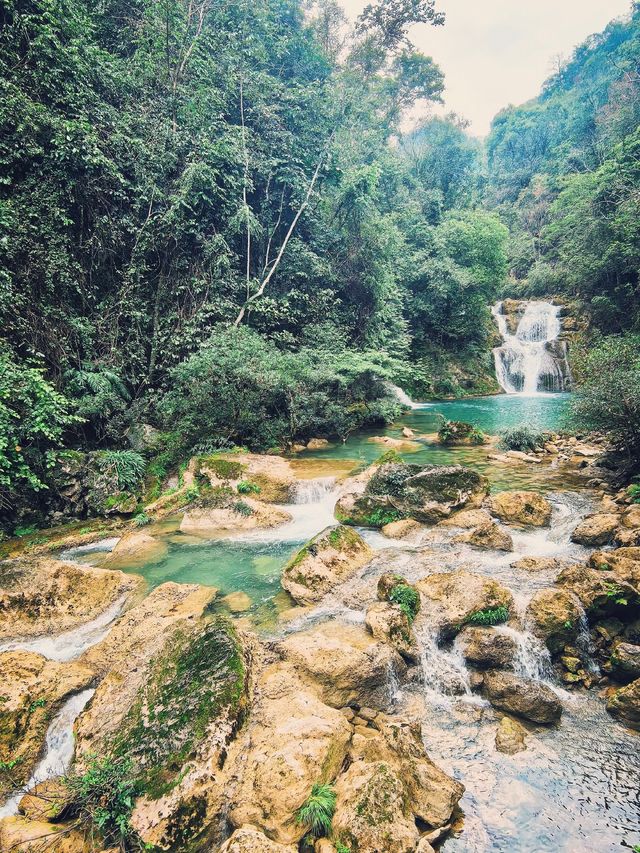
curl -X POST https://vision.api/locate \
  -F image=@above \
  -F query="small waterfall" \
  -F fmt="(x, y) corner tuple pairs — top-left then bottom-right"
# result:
(575, 611), (600, 675)
(0, 688), (94, 818)
(291, 477), (336, 504)
(492, 301), (572, 394)
(418, 627), (473, 703)
(495, 624), (554, 681)
(388, 383), (422, 410)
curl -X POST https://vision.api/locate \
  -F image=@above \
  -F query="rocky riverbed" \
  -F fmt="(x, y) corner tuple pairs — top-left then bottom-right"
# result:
(1, 436), (639, 852)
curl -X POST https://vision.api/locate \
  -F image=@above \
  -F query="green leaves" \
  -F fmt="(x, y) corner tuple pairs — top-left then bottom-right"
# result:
(296, 782), (337, 837)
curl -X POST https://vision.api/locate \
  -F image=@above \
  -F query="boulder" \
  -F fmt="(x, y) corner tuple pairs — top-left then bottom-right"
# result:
(511, 556), (572, 573)
(0, 558), (139, 641)
(0, 816), (89, 852)
(18, 779), (70, 822)
(571, 513), (619, 546)
(438, 508), (493, 528)
(105, 531), (168, 566)
(381, 518), (421, 539)
(199, 452), (296, 503)
(606, 677), (640, 730)
(278, 622), (406, 710)
(415, 570), (513, 640)
(227, 662), (351, 844)
(281, 525), (372, 605)
(307, 438), (330, 450)
(218, 826), (297, 852)
(495, 716), (527, 755)
(180, 500), (290, 537)
(365, 601), (418, 661)
(457, 627), (517, 670)
(453, 520), (513, 552)
(483, 671), (562, 724)
(557, 564), (637, 617)
(487, 491), (552, 527)
(525, 588), (582, 655)
(610, 642), (640, 683)
(590, 547), (640, 589)
(339, 463), (488, 527)
(621, 505), (640, 529)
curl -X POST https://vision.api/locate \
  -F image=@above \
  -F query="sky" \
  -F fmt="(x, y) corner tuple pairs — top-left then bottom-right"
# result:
(338, 0), (632, 136)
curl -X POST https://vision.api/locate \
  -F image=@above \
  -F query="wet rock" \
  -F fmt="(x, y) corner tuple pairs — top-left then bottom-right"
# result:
(453, 520), (513, 551)
(0, 558), (139, 641)
(495, 715), (527, 754)
(218, 826), (297, 852)
(227, 662), (351, 844)
(340, 462), (488, 527)
(610, 642), (640, 683)
(511, 556), (572, 573)
(105, 530), (168, 566)
(525, 588), (582, 655)
(381, 518), (421, 538)
(483, 671), (562, 724)
(614, 527), (640, 547)
(365, 601), (418, 661)
(0, 816), (89, 852)
(457, 627), (517, 669)
(278, 621), (406, 710)
(199, 452), (296, 503)
(222, 590), (253, 612)
(415, 570), (514, 640)
(557, 564), (637, 617)
(18, 780), (70, 822)
(590, 547), (640, 589)
(416, 841), (436, 853)
(307, 437), (330, 450)
(571, 513), (619, 546)
(281, 525), (372, 605)
(0, 652), (93, 798)
(180, 500), (291, 537)
(621, 505), (640, 529)
(377, 572), (409, 601)
(401, 427), (416, 438)
(487, 491), (552, 527)
(368, 435), (420, 450)
(439, 508), (493, 528)
(606, 677), (640, 730)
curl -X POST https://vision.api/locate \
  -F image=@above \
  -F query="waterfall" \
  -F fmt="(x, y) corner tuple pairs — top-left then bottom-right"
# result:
(492, 301), (572, 394)
(387, 383), (423, 410)
(291, 477), (336, 505)
(0, 688), (95, 818)
(418, 627), (473, 703)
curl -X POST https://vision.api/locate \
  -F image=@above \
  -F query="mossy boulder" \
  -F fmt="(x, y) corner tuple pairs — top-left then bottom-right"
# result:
(606, 677), (640, 730)
(281, 525), (372, 605)
(339, 463), (488, 527)
(525, 588), (582, 655)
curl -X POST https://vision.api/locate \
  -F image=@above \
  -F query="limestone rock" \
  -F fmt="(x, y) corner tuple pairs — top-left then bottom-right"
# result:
(18, 780), (70, 822)
(621, 505), (640, 529)
(199, 452), (296, 503)
(525, 588), (582, 654)
(557, 564), (637, 617)
(0, 816), (89, 852)
(610, 642), (640, 683)
(381, 518), (421, 539)
(495, 716), (528, 754)
(104, 530), (168, 567)
(590, 547), (640, 589)
(278, 621), (406, 710)
(180, 500), (290, 537)
(439, 508), (493, 528)
(511, 556), (572, 573)
(571, 513), (619, 546)
(483, 671), (562, 724)
(415, 570), (513, 640)
(487, 491), (552, 527)
(281, 525), (372, 605)
(307, 438), (330, 450)
(606, 677), (640, 730)
(457, 627), (517, 670)
(218, 826), (297, 852)
(365, 601), (418, 661)
(454, 520), (513, 551)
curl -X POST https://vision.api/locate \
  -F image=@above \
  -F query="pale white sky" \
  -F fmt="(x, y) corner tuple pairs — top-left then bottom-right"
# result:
(339, 0), (632, 135)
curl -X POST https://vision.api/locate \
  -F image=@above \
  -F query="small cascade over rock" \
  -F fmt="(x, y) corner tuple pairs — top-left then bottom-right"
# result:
(492, 300), (572, 394)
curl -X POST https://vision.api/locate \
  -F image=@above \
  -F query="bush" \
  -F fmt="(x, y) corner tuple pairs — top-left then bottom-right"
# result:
(133, 512), (151, 527)
(296, 783), (337, 838)
(499, 426), (545, 452)
(96, 450), (146, 492)
(389, 583), (420, 623)
(571, 335), (640, 460)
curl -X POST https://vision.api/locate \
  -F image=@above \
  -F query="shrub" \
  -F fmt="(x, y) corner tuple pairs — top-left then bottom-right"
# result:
(237, 480), (261, 495)
(96, 450), (146, 492)
(133, 512), (150, 527)
(232, 500), (253, 517)
(465, 606), (509, 626)
(296, 783), (337, 838)
(389, 583), (420, 623)
(469, 427), (487, 445)
(499, 426), (544, 452)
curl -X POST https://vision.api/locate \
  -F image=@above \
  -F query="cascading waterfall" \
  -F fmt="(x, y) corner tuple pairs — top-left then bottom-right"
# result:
(492, 300), (572, 394)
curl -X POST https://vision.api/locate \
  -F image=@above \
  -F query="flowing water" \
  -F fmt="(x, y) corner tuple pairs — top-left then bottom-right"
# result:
(0, 689), (95, 818)
(492, 300), (572, 394)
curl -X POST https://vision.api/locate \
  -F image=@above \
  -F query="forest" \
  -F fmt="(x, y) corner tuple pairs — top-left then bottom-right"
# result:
(1, 0), (639, 525)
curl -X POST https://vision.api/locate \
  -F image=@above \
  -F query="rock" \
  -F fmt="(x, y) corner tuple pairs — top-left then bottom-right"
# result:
(511, 556), (571, 573)
(483, 671), (562, 724)
(571, 513), (619, 546)
(227, 662), (351, 844)
(281, 525), (372, 605)
(307, 438), (330, 450)
(340, 463), (488, 527)
(222, 591), (253, 612)
(591, 547), (640, 589)
(495, 715), (527, 754)
(0, 816), (89, 852)
(180, 500), (291, 537)
(315, 841), (336, 853)
(416, 840), (436, 853)
(415, 570), (513, 640)
(525, 588), (581, 655)
(198, 452), (296, 502)
(487, 491), (552, 527)
(401, 427), (416, 438)
(18, 780), (70, 822)
(557, 564), (637, 617)
(365, 601), (418, 661)
(126, 422), (162, 452)
(610, 642), (640, 683)
(278, 621), (406, 710)
(454, 520), (513, 552)
(614, 527), (640, 547)
(621, 505), (640, 529)
(381, 518), (421, 539)
(505, 450), (541, 463)
(105, 530), (168, 566)
(457, 627), (517, 669)
(0, 652), (93, 797)
(0, 558), (139, 641)
(377, 572), (409, 601)
(218, 826), (297, 852)
(606, 677), (640, 730)
(368, 435), (420, 450)
(439, 508), (493, 528)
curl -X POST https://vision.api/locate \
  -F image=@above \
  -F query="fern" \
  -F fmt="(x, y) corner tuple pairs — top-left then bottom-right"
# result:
(97, 450), (146, 491)
(296, 783), (336, 838)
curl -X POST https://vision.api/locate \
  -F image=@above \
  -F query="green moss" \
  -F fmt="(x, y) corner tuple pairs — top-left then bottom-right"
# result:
(389, 583), (420, 623)
(364, 507), (404, 528)
(237, 480), (261, 495)
(111, 618), (247, 801)
(465, 606), (509, 627)
(199, 456), (246, 481)
(374, 449), (402, 466)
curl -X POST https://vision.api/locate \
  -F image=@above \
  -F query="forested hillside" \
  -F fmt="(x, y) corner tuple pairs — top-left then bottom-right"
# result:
(0, 0), (509, 519)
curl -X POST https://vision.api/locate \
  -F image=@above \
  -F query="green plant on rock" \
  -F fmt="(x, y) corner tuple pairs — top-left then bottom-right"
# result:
(13, 524), (38, 537)
(296, 782), (337, 838)
(604, 582), (628, 606)
(389, 583), (420, 623)
(335, 842), (351, 853)
(232, 500), (253, 517)
(374, 449), (402, 466)
(96, 451), (146, 492)
(365, 507), (404, 528)
(237, 480), (260, 495)
(133, 512), (151, 528)
(469, 427), (487, 445)
(499, 426), (545, 453)
(465, 606), (509, 626)
(627, 484), (640, 504)
(64, 755), (143, 850)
